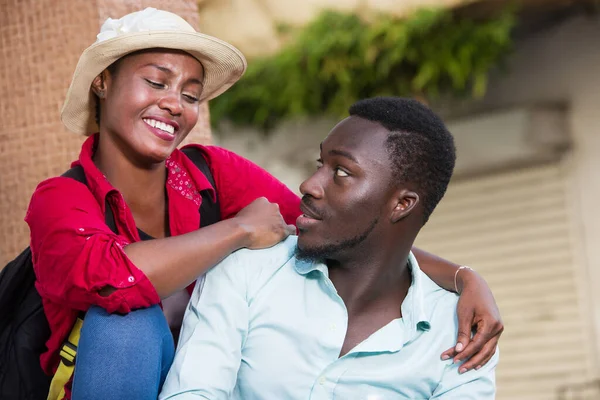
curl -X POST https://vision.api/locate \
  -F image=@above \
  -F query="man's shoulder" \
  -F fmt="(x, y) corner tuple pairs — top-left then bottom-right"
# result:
(233, 235), (298, 272)
(205, 236), (299, 292)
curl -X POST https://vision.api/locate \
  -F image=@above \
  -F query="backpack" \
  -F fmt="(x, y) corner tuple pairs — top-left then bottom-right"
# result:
(0, 147), (220, 400)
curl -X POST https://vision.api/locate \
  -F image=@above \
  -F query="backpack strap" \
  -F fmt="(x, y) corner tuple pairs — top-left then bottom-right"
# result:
(49, 152), (221, 400)
(47, 317), (83, 400)
(181, 147), (221, 228)
(49, 168), (118, 400)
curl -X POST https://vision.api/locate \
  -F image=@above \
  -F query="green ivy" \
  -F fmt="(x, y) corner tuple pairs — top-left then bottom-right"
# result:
(210, 8), (515, 131)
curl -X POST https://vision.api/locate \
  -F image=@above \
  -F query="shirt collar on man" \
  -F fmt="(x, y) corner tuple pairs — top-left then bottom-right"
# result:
(292, 251), (431, 353)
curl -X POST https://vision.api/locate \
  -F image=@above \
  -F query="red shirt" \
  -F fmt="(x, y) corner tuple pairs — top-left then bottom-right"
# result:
(25, 134), (301, 386)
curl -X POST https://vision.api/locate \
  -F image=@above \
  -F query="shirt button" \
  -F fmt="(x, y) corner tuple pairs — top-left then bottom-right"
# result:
(329, 323), (337, 332)
(78, 228), (84, 232)
(128, 276), (135, 283)
(318, 376), (326, 385)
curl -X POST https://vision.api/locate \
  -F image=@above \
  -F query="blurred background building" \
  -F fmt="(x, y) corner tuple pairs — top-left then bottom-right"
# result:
(2, 0), (600, 399)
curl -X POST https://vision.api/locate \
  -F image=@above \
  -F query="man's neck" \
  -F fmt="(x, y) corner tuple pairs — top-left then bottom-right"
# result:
(327, 237), (416, 357)
(326, 240), (414, 316)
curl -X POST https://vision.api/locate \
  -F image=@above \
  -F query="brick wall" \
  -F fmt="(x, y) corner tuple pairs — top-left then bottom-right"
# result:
(0, 0), (211, 265)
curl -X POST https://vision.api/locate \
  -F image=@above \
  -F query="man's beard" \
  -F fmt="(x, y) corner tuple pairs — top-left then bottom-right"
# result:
(295, 218), (378, 263)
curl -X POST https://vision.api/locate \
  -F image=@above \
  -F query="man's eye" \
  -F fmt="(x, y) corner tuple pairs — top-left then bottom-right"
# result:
(335, 168), (349, 177)
(145, 79), (165, 88)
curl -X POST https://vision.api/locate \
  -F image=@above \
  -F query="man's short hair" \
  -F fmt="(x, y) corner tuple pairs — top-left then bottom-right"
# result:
(348, 97), (456, 223)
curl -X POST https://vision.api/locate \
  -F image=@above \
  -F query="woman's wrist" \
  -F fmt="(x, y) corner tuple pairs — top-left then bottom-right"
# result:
(455, 266), (477, 294)
(229, 217), (255, 250)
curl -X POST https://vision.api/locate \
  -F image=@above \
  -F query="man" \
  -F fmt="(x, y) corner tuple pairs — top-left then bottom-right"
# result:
(160, 97), (498, 399)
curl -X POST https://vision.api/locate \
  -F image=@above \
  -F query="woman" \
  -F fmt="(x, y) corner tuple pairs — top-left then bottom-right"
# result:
(25, 8), (502, 400)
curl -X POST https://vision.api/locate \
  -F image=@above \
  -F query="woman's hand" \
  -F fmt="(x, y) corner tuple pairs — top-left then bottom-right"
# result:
(235, 197), (297, 249)
(441, 269), (504, 373)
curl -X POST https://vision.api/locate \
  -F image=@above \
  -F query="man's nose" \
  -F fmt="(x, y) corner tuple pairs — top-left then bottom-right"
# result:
(299, 172), (324, 199)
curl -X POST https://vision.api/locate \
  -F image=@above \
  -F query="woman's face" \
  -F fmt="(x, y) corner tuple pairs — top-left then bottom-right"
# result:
(94, 49), (204, 163)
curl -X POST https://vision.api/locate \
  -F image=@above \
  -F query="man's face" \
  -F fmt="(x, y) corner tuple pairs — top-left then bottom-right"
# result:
(296, 116), (396, 262)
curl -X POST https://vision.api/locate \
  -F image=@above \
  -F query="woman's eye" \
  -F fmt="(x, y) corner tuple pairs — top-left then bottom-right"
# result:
(335, 168), (349, 177)
(183, 94), (200, 103)
(145, 79), (165, 88)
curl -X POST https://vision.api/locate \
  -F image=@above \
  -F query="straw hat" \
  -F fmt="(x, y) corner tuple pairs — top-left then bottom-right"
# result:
(61, 7), (247, 135)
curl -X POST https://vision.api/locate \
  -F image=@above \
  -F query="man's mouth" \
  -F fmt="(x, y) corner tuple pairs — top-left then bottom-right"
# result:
(299, 201), (322, 221)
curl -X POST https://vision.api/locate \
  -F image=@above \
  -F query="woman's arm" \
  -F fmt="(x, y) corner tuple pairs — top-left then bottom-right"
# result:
(412, 247), (504, 373)
(27, 178), (294, 314)
(123, 197), (295, 298)
(125, 146), (302, 298)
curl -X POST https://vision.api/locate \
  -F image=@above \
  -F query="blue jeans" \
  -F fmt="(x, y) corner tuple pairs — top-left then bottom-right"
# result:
(71, 305), (175, 400)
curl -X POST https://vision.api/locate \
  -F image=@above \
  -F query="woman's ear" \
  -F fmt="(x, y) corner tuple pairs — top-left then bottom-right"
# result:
(91, 70), (109, 99)
(390, 190), (420, 223)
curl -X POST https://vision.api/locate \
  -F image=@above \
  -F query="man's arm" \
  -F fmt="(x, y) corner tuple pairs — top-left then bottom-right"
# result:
(159, 251), (248, 400)
(413, 247), (504, 371)
(431, 347), (499, 399)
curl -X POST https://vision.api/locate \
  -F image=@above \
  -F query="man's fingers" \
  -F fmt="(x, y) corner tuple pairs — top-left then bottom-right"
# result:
(457, 339), (498, 373)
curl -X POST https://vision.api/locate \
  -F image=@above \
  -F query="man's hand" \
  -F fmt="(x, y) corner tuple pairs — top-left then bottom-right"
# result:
(441, 270), (504, 373)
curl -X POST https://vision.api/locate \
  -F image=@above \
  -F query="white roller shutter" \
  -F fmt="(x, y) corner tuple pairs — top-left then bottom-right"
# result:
(415, 163), (597, 400)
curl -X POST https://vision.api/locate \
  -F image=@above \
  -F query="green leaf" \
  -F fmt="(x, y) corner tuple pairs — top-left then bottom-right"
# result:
(209, 8), (515, 131)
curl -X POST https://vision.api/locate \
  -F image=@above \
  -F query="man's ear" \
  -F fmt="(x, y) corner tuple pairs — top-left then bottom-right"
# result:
(91, 70), (109, 99)
(390, 189), (420, 223)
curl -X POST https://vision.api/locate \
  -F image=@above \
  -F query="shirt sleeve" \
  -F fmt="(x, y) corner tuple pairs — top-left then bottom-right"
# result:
(25, 177), (160, 313)
(159, 250), (249, 400)
(431, 348), (499, 399)
(199, 146), (301, 225)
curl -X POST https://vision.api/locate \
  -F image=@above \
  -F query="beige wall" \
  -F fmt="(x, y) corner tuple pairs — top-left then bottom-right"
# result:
(0, 0), (211, 266)
(198, 0), (470, 57)
(474, 15), (600, 371)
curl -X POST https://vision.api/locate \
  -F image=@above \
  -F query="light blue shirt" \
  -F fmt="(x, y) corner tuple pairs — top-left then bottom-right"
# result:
(160, 236), (498, 399)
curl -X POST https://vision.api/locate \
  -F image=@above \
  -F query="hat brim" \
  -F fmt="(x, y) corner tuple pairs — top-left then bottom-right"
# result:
(61, 31), (247, 135)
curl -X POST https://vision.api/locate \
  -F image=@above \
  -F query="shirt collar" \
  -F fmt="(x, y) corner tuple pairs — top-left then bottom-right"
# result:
(356, 254), (431, 354)
(293, 257), (327, 276)
(169, 145), (216, 203)
(292, 251), (432, 333)
(75, 134), (216, 210)
(402, 252), (432, 333)
(75, 134), (118, 214)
